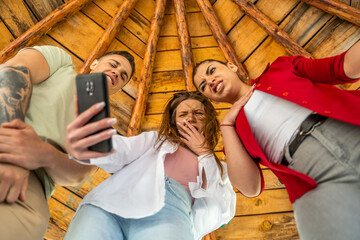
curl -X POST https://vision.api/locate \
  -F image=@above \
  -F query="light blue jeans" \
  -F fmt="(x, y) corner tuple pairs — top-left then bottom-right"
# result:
(64, 176), (194, 240)
(284, 118), (360, 240)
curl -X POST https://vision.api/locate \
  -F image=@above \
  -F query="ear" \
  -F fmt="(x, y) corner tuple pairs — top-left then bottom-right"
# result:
(227, 62), (238, 72)
(89, 59), (99, 72)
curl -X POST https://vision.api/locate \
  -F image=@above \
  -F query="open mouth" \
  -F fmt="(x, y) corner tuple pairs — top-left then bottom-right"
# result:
(106, 75), (115, 86)
(214, 81), (223, 93)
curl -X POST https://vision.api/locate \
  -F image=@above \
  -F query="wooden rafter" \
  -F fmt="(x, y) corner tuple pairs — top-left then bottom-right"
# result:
(126, 0), (167, 136)
(174, 0), (197, 91)
(232, 0), (312, 58)
(78, 0), (139, 74)
(196, 0), (250, 84)
(0, 0), (92, 63)
(301, 0), (360, 26)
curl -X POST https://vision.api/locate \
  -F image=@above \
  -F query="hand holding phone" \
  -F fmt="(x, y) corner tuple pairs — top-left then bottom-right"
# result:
(76, 73), (113, 153)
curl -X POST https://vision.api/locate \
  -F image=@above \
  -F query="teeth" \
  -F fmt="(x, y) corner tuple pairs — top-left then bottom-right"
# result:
(216, 82), (222, 92)
(107, 76), (114, 85)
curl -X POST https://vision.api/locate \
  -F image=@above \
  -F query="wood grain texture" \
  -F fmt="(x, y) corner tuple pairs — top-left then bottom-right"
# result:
(232, 0), (312, 58)
(127, 0), (167, 136)
(79, 0), (140, 74)
(196, 0), (250, 84)
(174, 0), (197, 91)
(301, 0), (360, 26)
(0, 0), (92, 63)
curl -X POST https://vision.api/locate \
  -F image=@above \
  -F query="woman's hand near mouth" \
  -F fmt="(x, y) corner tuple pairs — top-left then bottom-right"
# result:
(177, 120), (211, 156)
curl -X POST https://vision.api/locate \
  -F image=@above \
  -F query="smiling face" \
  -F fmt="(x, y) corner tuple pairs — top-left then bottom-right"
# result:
(193, 61), (248, 104)
(175, 99), (206, 133)
(90, 54), (133, 95)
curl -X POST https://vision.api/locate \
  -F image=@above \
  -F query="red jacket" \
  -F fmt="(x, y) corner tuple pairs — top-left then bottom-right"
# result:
(234, 52), (360, 203)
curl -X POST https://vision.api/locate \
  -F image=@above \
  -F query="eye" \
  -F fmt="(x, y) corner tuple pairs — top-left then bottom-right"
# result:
(110, 63), (116, 68)
(210, 67), (215, 74)
(201, 83), (207, 91)
(195, 111), (204, 115)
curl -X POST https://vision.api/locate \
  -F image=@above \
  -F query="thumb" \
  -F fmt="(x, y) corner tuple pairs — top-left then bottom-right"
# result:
(2, 119), (27, 129)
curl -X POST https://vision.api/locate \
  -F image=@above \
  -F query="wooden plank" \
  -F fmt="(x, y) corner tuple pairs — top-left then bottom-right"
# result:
(25, 0), (63, 20)
(81, 2), (147, 58)
(45, 221), (66, 239)
(0, 0), (93, 63)
(160, 12), (212, 37)
(127, 0), (167, 136)
(165, 0), (216, 13)
(213, 0), (251, 33)
(47, 197), (76, 234)
(236, 189), (292, 216)
(228, 0), (299, 63)
(0, 20), (14, 49)
(0, 0), (37, 37)
(196, 0), (250, 83)
(305, 17), (360, 58)
(301, 0), (360, 26)
(109, 93), (135, 135)
(279, 2), (333, 46)
(79, 0), (140, 74)
(232, 0), (312, 58)
(94, 0), (155, 23)
(214, 212), (299, 240)
(150, 70), (187, 92)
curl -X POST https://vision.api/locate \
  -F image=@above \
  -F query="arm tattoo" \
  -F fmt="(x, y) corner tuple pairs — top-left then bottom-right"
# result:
(0, 65), (33, 124)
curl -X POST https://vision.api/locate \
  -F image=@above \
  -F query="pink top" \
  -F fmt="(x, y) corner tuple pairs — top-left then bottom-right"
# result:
(164, 145), (199, 195)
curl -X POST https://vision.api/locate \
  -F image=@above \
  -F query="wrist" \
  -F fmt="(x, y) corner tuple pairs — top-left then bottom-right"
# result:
(220, 123), (235, 127)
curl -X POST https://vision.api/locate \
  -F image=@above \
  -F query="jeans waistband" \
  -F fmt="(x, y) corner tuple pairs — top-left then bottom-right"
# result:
(282, 113), (327, 166)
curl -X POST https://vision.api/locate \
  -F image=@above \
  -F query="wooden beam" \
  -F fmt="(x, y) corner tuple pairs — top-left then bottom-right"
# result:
(195, 0), (250, 84)
(78, 0), (139, 74)
(301, 0), (360, 27)
(174, 0), (196, 91)
(0, 0), (92, 63)
(126, 0), (167, 136)
(232, 0), (312, 58)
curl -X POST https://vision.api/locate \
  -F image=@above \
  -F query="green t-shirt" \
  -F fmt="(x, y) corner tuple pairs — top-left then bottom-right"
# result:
(23, 45), (76, 201)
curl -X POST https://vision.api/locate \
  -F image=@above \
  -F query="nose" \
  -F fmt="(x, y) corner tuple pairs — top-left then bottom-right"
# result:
(112, 69), (119, 80)
(186, 113), (195, 123)
(207, 77), (215, 87)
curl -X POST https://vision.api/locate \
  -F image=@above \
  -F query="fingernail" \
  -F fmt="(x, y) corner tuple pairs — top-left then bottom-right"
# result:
(108, 118), (117, 125)
(107, 129), (117, 136)
(252, 83), (257, 88)
(97, 101), (106, 109)
(183, 119), (187, 122)
(177, 122), (181, 125)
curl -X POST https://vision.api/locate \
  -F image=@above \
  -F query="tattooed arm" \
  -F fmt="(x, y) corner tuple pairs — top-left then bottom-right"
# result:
(0, 49), (50, 124)
(0, 49), (96, 202)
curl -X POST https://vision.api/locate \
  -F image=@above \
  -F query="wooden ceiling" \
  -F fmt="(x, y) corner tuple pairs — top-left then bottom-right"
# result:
(1, 0), (359, 239)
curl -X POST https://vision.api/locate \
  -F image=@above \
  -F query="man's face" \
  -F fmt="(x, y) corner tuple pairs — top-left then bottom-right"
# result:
(90, 54), (132, 95)
(193, 61), (242, 104)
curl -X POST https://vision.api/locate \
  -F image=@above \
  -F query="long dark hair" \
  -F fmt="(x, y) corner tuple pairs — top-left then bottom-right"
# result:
(156, 91), (223, 175)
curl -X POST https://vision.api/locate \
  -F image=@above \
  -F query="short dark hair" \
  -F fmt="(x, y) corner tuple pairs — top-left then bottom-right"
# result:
(192, 59), (226, 89)
(101, 51), (135, 79)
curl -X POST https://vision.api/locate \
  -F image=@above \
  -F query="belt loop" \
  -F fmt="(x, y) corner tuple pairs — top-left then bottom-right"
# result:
(284, 113), (327, 164)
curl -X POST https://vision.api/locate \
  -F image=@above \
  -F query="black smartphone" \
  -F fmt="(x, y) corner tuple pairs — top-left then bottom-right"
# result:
(76, 73), (113, 153)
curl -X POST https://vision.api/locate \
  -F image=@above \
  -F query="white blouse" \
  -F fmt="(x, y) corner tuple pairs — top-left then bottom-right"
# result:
(76, 131), (236, 240)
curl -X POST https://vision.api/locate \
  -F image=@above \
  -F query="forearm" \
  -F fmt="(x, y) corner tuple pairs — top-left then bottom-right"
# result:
(41, 144), (97, 186)
(221, 126), (261, 197)
(344, 40), (360, 79)
(0, 64), (32, 124)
